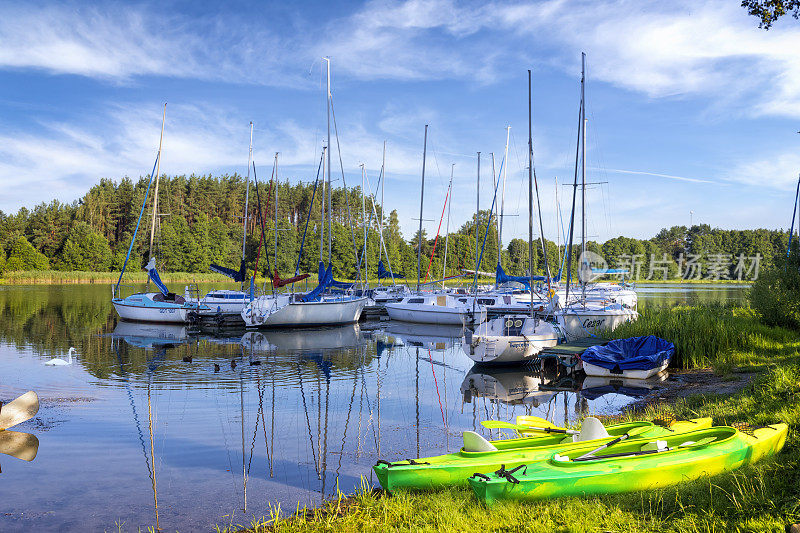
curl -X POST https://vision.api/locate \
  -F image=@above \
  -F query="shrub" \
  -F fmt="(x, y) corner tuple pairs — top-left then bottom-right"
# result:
(749, 246), (800, 329)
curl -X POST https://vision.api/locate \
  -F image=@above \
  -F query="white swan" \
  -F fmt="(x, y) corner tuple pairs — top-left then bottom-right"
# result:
(45, 347), (75, 366)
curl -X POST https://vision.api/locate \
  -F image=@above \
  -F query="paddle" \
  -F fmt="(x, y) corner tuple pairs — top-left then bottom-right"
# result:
(0, 430), (39, 461)
(516, 415), (562, 429)
(574, 425), (650, 460)
(481, 421), (579, 436)
(0, 391), (40, 431)
(572, 436), (717, 462)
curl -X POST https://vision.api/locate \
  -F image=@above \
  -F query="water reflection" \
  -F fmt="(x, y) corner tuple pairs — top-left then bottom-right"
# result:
(0, 283), (746, 532)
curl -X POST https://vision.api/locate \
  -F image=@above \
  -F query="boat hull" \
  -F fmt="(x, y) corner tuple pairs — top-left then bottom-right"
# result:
(556, 307), (638, 341)
(582, 359), (670, 379)
(468, 424), (787, 504)
(385, 303), (483, 326)
(243, 296), (367, 328)
(112, 296), (190, 324)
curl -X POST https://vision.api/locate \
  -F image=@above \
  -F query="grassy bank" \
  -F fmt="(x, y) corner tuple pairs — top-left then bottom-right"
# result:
(0, 270), (235, 285)
(223, 305), (799, 533)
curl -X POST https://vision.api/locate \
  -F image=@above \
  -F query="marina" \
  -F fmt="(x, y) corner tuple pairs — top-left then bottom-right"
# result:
(0, 283), (746, 531)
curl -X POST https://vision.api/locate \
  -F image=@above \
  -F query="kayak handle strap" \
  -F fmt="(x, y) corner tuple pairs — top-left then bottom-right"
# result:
(471, 473), (491, 481)
(494, 464), (527, 484)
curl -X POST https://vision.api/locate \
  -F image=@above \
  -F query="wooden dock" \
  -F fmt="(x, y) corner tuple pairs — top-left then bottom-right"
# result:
(539, 337), (608, 360)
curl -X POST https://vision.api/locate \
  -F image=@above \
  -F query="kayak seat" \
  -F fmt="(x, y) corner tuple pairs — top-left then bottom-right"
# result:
(463, 431), (498, 452)
(573, 417), (610, 442)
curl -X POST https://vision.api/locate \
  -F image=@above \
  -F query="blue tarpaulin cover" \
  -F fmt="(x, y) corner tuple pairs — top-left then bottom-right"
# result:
(377, 260), (403, 279)
(581, 335), (674, 372)
(495, 264), (546, 288)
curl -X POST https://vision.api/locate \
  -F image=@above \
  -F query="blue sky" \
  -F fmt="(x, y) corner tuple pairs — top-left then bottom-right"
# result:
(0, 0), (798, 243)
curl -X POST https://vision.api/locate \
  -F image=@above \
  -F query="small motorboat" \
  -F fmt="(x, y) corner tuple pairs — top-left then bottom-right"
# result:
(581, 335), (674, 379)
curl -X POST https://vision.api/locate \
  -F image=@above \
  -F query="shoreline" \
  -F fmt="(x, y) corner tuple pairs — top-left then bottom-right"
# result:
(0, 270), (753, 286)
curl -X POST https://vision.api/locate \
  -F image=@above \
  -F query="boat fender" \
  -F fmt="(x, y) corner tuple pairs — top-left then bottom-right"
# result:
(463, 431), (498, 452)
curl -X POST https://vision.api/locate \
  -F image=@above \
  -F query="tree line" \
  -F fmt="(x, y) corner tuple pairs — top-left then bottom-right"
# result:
(0, 173), (791, 282)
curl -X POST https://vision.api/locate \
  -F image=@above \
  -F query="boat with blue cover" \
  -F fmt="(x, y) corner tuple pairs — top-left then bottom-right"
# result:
(581, 335), (674, 379)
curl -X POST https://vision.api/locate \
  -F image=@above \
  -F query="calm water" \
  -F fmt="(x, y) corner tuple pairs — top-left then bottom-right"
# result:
(0, 283), (747, 531)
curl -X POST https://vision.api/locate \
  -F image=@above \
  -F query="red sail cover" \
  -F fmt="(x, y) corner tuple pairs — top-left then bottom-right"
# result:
(273, 270), (310, 288)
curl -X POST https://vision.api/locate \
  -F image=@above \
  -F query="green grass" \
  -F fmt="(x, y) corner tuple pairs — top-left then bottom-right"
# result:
(0, 270), (235, 284)
(217, 306), (800, 533)
(608, 304), (797, 369)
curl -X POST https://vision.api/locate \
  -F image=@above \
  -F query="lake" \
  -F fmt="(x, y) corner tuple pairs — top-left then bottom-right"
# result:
(0, 282), (748, 531)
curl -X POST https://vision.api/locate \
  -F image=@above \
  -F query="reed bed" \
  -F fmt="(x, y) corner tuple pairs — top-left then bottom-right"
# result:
(0, 270), (234, 284)
(608, 304), (799, 369)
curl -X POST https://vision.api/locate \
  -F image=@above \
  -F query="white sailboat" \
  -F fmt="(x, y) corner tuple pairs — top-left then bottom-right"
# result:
(464, 315), (558, 364)
(111, 106), (208, 324)
(552, 53), (637, 340)
(241, 58), (367, 328)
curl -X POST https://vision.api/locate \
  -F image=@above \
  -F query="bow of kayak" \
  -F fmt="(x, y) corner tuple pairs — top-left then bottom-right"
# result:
(468, 423), (787, 505)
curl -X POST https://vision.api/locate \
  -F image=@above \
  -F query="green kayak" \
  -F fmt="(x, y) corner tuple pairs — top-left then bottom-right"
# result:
(468, 423), (788, 504)
(374, 417), (711, 491)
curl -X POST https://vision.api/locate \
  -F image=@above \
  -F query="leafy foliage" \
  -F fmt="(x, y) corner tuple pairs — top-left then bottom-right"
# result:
(0, 174), (791, 280)
(749, 245), (800, 328)
(742, 0), (800, 29)
(5, 235), (50, 271)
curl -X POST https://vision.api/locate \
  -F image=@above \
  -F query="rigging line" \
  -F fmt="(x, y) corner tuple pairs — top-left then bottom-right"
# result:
(297, 364), (320, 476)
(423, 181), (451, 283)
(336, 355), (360, 475)
(356, 345), (379, 449)
(294, 148), (324, 280)
(428, 349), (446, 426)
(328, 95), (361, 280)
(252, 163), (273, 286)
(247, 376), (264, 477)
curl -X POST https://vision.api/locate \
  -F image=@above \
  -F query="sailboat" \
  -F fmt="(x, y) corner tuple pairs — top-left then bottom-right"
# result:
(552, 53), (637, 341)
(111, 105), (208, 324)
(463, 72), (562, 364)
(385, 126), (487, 327)
(240, 58), (367, 328)
(185, 123), (255, 318)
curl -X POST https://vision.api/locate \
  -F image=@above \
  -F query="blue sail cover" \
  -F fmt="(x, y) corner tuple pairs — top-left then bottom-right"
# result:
(303, 263), (333, 302)
(144, 258), (170, 296)
(317, 261), (353, 289)
(210, 260), (246, 282)
(495, 264), (546, 288)
(377, 260), (403, 279)
(581, 335), (674, 372)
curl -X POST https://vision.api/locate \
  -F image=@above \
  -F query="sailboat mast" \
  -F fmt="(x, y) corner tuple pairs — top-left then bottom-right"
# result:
(473, 152), (481, 296)
(274, 152), (279, 274)
(499, 126), (510, 267)
(581, 52), (587, 302)
(531, 71), (553, 293)
(320, 146), (326, 264)
(527, 71), (535, 318)
(241, 121), (254, 287)
(325, 57), (332, 265)
(147, 104), (166, 289)
(442, 165), (453, 290)
(361, 163), (368, 288)
(416, 125), (428, 293)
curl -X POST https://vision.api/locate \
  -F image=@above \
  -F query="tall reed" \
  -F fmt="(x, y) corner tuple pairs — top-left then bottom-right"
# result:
(607, 304), (797, 369)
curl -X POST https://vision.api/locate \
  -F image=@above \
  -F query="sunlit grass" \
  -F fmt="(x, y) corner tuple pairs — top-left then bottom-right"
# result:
(220, 306), (800, 533)
(608, 304), (799, 369)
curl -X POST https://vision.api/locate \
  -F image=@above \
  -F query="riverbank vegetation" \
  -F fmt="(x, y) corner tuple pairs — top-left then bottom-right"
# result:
(224, 285), (799, 531)
(0, 174), (790, 282)
(226, 344), (800, 532)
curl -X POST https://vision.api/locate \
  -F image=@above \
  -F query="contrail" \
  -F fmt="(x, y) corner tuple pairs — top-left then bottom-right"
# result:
(592, 167), (718, 184)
